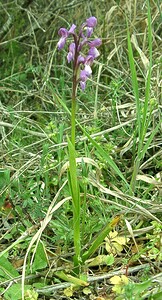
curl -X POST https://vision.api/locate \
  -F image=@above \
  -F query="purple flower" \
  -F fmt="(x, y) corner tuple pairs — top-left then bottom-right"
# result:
(86, 17), (97, 28)
(68, 24), (76, 34)
(80, 81), (86, 90)
(67, 43), (75, 63)
(58, 28), (69, 37)
(86, 27), (93, 38)
(80, 65), (92, 80)
(84, 54), (94, 65)
(82, 17), (97, 38)
(57, 24), (76, 50)
(77, 55), (85, 64)
(88, 47), (100, 58)
(88, 38), (102, 48)
(57, 28), (68, 50)
(80, 65), (92, 90)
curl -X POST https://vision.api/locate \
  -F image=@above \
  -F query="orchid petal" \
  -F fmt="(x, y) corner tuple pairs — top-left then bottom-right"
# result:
(77, 55), (85, 64)
(80, 69), (87, 81)
(88, 38), (102, 48)
(67, 42), (75, 62)
(69, 42), (75, 52)
(88, 47), (100, 58)
(84, 64), (92, 76)
(84, 55), (94, 65)
(80, 81), (86, 90)
(68, 24), (76, 34)
(58, 28), (69, 37)
(57, 37), (66, 50)
(86, 27), (93, 38)
(67, 51), (73, 63)
(80, 65), (92, 81)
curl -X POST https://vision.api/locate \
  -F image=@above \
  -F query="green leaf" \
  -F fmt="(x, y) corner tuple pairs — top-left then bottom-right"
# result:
(0, 169), (10, 189)
(32, 241), (48, 272)
(4, 284), (23, 300)
(127, 24), (141, 140)
(139, 124), (159, 161)
(133, 279), (152, 295)
(4, 284), (37, 300)
(151, 291), (162, 300)
(87, 254), (114, 267)
(106, 253), (115, 265)
(0, 255), (19, 281)
(82, 216), (120, 262)
(55, 271), (88, 286)
(0, 169), (10, 206)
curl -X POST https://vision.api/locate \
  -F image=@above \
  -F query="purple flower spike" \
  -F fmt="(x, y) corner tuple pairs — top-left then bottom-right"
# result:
(57, 16), (101, 91)
(88, 38), (102, 48)
(86, 17), (97, 28)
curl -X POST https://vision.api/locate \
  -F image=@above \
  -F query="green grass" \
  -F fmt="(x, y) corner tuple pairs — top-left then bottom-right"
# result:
(0, 0), (161, 299)
(127, 1), (160, 193)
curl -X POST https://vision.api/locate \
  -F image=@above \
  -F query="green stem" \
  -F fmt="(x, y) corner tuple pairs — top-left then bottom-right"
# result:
(71, 96), (76, 147)
(67, 138), (81, 273)
(69, 47), (81, 272)
(71, 43), (78, 147)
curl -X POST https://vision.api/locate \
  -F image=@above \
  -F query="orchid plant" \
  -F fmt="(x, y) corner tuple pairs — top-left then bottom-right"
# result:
(57, 17), (102, 272)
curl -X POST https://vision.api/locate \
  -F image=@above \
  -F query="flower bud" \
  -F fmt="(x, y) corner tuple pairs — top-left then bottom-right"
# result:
(86, 17), (97, 28)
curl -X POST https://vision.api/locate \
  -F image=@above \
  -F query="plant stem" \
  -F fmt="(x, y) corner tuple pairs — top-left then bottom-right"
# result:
(71, 80), (77, 147)
(69, 44), (81, 271)
(71, 36), (78, 147)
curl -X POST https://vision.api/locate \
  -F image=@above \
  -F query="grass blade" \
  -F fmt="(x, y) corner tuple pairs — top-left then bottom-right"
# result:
(67, 137), (81, 268)
(127, 24), (141, 140)
(79, 126), (130, 190)
(82, 216), (120, 262)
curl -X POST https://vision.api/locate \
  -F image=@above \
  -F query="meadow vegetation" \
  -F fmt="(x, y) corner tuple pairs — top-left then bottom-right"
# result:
(0, 0), (162, 299)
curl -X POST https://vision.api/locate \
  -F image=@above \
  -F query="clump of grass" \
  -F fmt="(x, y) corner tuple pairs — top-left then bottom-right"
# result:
(127, 1), (159, 193)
